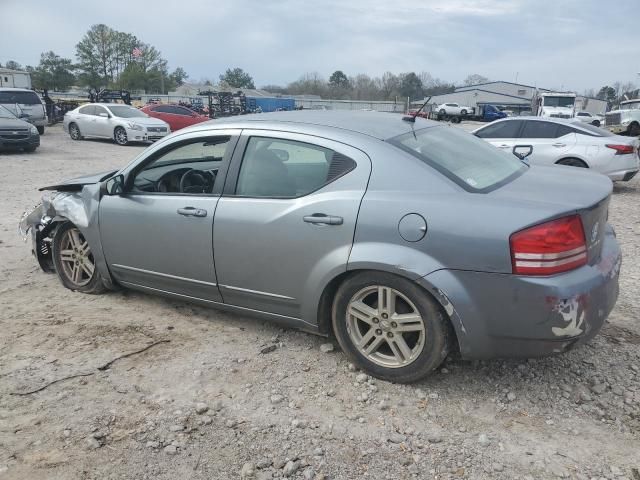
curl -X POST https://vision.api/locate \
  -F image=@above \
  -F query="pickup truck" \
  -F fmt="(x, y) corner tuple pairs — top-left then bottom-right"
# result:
(605, 99), (640, 136)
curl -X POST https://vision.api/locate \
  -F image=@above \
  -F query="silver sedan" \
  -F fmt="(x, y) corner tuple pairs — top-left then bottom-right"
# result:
(63, 103), (171, 146)
(20, 111), (621, 382)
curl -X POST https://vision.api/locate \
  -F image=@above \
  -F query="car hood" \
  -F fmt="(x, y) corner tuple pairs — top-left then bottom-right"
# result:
(39, 170), (118, 192)
(121, 116), (169, 127)
(0, 117), (33, 129)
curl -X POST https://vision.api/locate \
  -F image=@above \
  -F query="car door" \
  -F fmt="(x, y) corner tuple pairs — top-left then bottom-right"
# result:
(518, 121), (576, 166)
(99, 130), (240, 301)
(75, 105), (95, 135)
(92, 105), (113, 138)
(213, 130), (371, 320)
(474, 120), (524, 153)
(174, 106), (197, 130)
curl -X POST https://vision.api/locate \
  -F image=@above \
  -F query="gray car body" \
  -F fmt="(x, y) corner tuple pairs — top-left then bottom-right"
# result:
(0, 87), (47, 128)
(20, 111), (621, 360)
(0, 108), (40, 150)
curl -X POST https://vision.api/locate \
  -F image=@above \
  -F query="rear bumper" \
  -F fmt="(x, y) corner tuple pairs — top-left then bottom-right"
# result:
(420, 225), (621, 359)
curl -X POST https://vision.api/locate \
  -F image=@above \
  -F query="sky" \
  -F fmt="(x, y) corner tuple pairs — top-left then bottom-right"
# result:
(1, 0), (639, 92)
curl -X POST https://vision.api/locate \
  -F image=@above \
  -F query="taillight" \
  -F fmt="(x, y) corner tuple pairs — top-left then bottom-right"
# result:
(605, 144), (634, 155)
(510, 215), (587, 275)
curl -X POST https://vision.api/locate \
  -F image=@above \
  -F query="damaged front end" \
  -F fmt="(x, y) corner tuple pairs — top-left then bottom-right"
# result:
(18, 178), (117, 289)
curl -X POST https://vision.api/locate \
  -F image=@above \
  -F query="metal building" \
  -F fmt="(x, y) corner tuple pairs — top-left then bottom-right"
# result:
(0, 68), (32, 88)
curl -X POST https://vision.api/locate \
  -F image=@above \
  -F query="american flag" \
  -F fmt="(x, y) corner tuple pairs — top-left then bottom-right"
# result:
(132, 47), (143, 58)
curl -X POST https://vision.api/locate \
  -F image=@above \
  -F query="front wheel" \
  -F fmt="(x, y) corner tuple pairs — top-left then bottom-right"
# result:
(69, 123), (83, 140)
(332, 272), (450, 383)
(591, 120), (601, 127)
(628, 122), (640, 137)
(438, 109), (446, 115)
(460, 109), (467, 115)
(52, 222), (106, 294)
(114, 126), (128, 146)
(37, 126), (45, 135)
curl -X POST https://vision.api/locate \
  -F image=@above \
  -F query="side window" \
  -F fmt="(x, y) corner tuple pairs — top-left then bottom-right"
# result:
(93, 106), (108, 117)
(520, 121), (559, 139)
(176, 107), (193, 116)
(236, 137), (356, 198)
(154, 105), (174, 114)
(475, 121), (522, 139)
(555, 125), (574, 137)
(131, 137), (231, 194)
(79, 105), (94, 115)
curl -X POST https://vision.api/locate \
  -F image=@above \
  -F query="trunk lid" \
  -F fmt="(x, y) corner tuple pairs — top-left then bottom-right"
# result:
(492, 164), (612, 265)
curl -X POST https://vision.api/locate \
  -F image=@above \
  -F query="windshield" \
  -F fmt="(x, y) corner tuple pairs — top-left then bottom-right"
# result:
(0, 104), (18, 119)
(108, 106), (147, 118)
(621, 101), (640, 110)
(0, 90), (42, 105)
(543, 96), (575, 108)
(390, 126), (526, 192)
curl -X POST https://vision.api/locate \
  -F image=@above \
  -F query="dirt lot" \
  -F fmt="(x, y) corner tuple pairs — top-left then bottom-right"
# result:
(1, 125), (639, 480)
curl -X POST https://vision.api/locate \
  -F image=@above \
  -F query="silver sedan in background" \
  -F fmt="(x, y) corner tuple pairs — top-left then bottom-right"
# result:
(63, 103), (171, 146)
(20, 112), (621, 383)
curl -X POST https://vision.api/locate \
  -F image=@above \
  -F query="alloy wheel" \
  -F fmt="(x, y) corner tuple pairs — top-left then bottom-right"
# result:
(58, 228), (95, 287)
(115, 128), (128, 145)
(346, 285), (426, 368)
(70, 124), (80, 140)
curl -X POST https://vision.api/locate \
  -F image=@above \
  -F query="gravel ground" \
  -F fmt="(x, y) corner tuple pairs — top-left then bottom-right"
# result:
(0, 125), (639, 480)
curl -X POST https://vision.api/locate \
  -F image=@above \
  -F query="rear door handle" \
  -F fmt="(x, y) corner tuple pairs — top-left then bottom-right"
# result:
(303, 213), (343, 225)
(552, 143), (566, 148)
(177, 207), (207, 217)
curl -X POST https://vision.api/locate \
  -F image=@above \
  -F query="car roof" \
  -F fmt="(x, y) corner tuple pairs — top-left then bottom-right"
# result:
(194, 110), (439, 141)
(0, 87), (37, 92)
(83, 103), (135, 107)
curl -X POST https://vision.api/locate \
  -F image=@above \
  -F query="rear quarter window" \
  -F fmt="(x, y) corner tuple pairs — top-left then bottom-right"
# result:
(0, 90), (42, 105)
(390, 126), (526, 192)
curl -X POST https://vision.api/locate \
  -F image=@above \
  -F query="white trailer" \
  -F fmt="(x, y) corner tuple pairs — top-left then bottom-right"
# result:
(0, 68), (32, 89)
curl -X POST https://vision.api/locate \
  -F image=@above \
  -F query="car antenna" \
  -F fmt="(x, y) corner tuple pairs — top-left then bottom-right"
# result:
(403, 96), (432, 123)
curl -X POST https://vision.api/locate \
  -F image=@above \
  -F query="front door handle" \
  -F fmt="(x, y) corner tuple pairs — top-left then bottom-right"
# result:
(303, 213), (343, 225)
(177, 207), (207, 217)
(498, 144), (510, 149)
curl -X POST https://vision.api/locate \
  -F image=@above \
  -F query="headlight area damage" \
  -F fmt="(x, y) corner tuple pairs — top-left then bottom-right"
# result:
(18, 173), (117, 290)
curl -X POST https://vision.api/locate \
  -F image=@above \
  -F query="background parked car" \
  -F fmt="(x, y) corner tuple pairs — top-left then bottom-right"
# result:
(63, 103), (171, 146)
(473, 117), (639, 181)
(437, 103), (471, 116)
(140, 103), (209, 131)
(0, 104), (39, 152)
(0, 87), (47, 134)
(575, 111), (601, 127)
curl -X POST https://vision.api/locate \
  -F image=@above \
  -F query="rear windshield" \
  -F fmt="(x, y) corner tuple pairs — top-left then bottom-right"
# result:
(108, 105), (147, 118)
(0, 90), (42, 105)
(390, 126), (526, 192)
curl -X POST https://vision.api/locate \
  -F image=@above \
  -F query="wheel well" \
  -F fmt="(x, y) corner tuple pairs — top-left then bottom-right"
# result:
(316, 269), (460, 354)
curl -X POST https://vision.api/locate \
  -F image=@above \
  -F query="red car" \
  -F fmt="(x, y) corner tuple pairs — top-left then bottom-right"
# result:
(140, 104), (209, 131)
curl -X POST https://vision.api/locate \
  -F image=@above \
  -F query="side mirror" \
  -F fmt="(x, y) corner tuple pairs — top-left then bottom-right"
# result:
(512, 145), (533, 163)
(104, 174), (125, 195)
(19, 113), (30, 119)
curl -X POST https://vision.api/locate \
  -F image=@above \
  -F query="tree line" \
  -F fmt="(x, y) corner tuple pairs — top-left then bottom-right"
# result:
(0, 24), (187, 94)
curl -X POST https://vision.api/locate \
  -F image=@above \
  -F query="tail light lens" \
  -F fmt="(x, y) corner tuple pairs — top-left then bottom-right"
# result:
(605, 144), (635, 155)
(510, 215), (587, 275)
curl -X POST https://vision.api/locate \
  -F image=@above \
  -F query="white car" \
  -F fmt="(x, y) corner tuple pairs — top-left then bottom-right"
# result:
(437, 103), (471, 116)
(63, 103), (171, 146)
(472, 117), (639, 181)
(575, 111), (602, 127)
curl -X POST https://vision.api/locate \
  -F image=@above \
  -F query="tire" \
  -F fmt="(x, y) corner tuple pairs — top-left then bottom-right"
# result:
(439, 109), (446, 115)
(332, 271), (450, 383)
(628, 122), (640, 137)
(451, 116), (461, 124)
(37, 126), (45, 135)
(114, 126), (128, 146)
(69, 122), (83, 140)
(460, 109), (467, 116)
(592, 120), (601, 127)
(23, 146), (37, 152)
(556, 158), (588, 168)
(52, 222), (106, 294)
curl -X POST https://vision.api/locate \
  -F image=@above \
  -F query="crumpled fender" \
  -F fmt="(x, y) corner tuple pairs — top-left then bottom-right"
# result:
(27, 184), (115, 289)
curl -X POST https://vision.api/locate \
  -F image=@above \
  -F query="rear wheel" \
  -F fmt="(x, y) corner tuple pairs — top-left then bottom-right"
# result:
(556, 158), (588, 168)
(52, 222), (106, 294)
(69, 123), (83, 140)
(591, 120), (601, 127)
(37, 126), (45, 135)
(332, 271), (450, 383)
(439, 109), (446, 115)
(628, 122), (640, 137)
(114, 126), (128, 146)
(460, 109), (467, 115)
